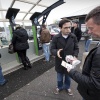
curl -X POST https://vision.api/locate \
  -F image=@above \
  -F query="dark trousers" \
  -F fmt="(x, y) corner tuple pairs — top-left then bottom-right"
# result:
(57, 72), (71, 90)
(17, 50), (31, 68)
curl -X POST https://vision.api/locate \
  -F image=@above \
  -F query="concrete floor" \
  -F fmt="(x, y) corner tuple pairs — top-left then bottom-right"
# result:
(0, 40), (96, 100)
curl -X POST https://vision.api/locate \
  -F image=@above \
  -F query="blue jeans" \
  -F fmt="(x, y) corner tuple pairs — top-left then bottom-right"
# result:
(42, 43), (50, 61)
(57, 72), (71, 90)
(85, 39), (92, 52)
(0, 66), (6, 85)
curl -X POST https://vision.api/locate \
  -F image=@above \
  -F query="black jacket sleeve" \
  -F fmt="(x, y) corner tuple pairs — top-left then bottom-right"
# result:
(73, 35), (79, 57)
(69, 53), (100, 90)
(50, 36), (58, 56)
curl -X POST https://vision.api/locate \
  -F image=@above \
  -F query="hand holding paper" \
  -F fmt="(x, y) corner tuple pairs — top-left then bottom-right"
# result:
(61, 60), (74, 72)
(65, 55), (80, 66)
(61, 55), (81, 72)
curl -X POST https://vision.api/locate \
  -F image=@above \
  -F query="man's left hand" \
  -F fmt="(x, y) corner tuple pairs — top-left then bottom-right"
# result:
(61, 60), (75, 72)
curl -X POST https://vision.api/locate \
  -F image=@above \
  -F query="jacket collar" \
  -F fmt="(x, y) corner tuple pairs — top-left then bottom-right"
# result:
(56, 32), (73, 37)
(56, 32), (74, 50)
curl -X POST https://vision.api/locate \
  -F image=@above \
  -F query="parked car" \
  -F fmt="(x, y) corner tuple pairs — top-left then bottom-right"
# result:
(53, 28), (60, 33)
(50, 28), (60, 39)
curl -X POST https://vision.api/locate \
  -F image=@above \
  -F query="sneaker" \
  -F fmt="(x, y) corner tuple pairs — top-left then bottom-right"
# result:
(54, 88), (60, 94)
(67, 89), (73, 96)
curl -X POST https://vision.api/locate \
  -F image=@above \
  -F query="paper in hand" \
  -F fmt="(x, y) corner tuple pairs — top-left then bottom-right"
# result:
(61, 60), (73, 69)
(65, 55), (81, 66)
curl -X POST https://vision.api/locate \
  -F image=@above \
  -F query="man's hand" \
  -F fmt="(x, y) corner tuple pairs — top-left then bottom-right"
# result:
(73, 56), (77, 60)
(67, 65), (74, 72)
(61, 60), (75, 72)
(57, 49), (63, 59)
(65, 55), (80, 66)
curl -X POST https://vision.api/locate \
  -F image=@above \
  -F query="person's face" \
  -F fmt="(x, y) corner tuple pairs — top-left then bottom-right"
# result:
(86, 18), (100, 37)
(73, 23), (77, 27)
(60, 22), (71, 35)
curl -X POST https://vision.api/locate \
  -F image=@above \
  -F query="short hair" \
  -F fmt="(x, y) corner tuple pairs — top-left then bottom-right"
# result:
(85, 6), (100, 25)
(15, 24), (21, 30)
(59, 19), (71, 28)
(72, 20), (79, 24)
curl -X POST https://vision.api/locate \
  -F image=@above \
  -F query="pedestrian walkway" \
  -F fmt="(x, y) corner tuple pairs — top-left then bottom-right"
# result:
(4, 68), (81, 100)
(0, 41), (96, 100)
(0, 57), (55, 100)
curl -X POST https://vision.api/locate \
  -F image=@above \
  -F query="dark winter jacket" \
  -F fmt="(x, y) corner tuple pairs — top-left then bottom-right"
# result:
(50, 32), (79, 73)
(69, 45), (100, 100)
(72, 27), (82, 42)
(12, 28), (29, 51)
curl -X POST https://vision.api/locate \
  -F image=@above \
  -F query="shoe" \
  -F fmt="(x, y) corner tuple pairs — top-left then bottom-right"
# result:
(23, 67), (28, 70)
(0, 80), (8, 86)
(27, 64), (32, 68)
(67, 89), (73, 96)
(28, 65), (32, 68)
(43, 60), (47, 62)
(54, 88), (61, 94)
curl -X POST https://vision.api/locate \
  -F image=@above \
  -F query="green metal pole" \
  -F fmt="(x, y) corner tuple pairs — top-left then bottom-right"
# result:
(32, 25), (39, 55)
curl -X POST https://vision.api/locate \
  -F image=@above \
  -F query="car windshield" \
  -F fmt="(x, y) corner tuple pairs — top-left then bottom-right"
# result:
(53, 28), (60, 33)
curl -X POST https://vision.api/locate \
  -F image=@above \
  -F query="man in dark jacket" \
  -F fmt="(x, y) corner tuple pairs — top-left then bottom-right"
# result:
(64, 6), (100, 100)
(72, 20), (82, 42)
(12, 25), (32, 70)
(50, 19), (79, 95)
